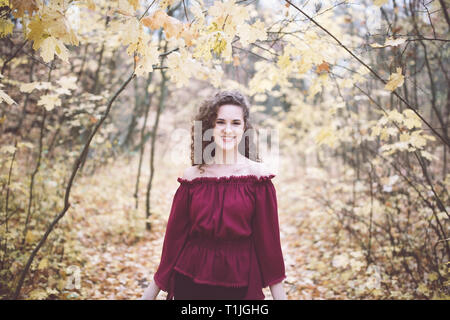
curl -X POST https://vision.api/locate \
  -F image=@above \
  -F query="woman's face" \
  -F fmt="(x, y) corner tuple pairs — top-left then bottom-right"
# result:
(213, 104), (245, 152)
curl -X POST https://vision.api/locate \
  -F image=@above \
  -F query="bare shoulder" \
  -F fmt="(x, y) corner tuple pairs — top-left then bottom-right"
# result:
(182, 165), (201, 180)
(248, 160), (274, 178)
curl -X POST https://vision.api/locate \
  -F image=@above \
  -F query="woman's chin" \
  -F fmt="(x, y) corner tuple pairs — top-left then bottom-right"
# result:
(216, 143), (236, 151)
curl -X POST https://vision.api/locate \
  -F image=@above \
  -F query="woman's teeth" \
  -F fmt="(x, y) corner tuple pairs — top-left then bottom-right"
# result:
(222, 137), (235, 142)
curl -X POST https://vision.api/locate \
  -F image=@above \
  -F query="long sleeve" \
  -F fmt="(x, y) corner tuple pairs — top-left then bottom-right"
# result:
(153, 182), (191, 297)
(253, 179), (286, 288)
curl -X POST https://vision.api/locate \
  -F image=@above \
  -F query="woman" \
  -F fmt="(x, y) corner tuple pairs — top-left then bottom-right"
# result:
(140, 90), (286, 300)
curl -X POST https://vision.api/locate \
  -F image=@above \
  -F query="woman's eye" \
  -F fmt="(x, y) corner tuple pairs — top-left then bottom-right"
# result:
(216, 121), (241, 125)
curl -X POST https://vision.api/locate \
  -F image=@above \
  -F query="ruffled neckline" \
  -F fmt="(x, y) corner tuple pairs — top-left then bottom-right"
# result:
(177, 174), (276, 185)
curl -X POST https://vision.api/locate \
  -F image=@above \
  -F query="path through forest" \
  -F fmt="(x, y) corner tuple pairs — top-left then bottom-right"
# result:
(63, 157), (337, 300)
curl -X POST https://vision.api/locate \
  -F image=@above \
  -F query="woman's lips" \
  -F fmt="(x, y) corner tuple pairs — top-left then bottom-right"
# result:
(222, 136), (235, 143)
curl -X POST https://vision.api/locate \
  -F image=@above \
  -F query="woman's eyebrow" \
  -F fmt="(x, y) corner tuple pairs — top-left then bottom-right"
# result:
(216, 118), (242, 121)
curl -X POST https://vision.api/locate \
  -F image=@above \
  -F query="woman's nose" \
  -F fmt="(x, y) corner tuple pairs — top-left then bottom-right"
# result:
(223, 124), (233, 133)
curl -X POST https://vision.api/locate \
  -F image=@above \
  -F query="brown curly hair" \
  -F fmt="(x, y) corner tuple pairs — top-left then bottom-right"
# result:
(190, 90), (261, 173)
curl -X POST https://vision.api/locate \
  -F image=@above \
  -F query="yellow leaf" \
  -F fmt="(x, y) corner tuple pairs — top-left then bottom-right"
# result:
(39, 36), (69, 63)
(402, 109), (422, 129)
(25, 230), (35, 244)
(370, 37), (406, 48)
(40, 37), (59, 62)
(29, 289), (48, 300)
(428, 273), (439, 281)
(20, 81), (40, 93)
(417, 283), (429, 294)
(315, 127), (337, 147)
(0, 89), (16, 105)
(409, 131), (427, 149)
(26, 6), (78, 53)
(277, 52), (291, 70)
(26, 16), (46, 50)
(332, 254), (349, 268)
(387, 109), (403, 123)
(384, 67), (404, 91)
(141, 9), (168, 30)
(38, 258), (48, 270)
(180, 24), (197, 47)
(57, 76), (77, 92)
(38, 94), (62, 111)
(384, 37), (406, 46)
(0, 18), (14, 37)
(236, 19), (266, 46)
(1, 145), (17, 154)
(84, 0), (96, 10)
(163, 16), (184, 39)
(127, 0), (139, 10)
(17, 142), (34, 149)
(374, 0), (389, 6)
(420, 150), (437, 161)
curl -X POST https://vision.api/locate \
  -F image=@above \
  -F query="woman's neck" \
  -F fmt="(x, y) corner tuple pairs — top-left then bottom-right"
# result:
(213, 147), (246, 165)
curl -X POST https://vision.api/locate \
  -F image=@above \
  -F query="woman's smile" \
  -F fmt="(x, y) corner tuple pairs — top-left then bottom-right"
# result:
(222, 136), (235, 143)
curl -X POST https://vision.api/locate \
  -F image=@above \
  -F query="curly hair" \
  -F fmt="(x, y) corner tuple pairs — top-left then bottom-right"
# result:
(190, 90), (261, 173)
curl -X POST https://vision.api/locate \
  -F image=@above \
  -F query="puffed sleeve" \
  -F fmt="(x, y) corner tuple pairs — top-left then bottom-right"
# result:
(153, 181), (191, 298)
(253, 177), (286, 288)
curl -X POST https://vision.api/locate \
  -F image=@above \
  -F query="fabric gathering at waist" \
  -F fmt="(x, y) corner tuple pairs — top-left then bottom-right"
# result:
(186, 234), (252, 249)
(173, 234), (253, 288)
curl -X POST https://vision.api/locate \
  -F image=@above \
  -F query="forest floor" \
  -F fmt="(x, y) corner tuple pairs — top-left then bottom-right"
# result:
(42, 155), (417, 300)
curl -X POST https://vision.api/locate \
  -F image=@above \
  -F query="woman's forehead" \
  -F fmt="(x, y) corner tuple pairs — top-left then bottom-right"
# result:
(217, 104), (244, 119)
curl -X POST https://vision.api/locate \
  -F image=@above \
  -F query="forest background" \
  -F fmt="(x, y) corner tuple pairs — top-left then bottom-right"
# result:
(0, 0), (448, 300)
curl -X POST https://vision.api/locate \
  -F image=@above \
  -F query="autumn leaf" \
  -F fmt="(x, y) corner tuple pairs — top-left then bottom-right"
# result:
(11, 0), (38, 18)
(79, 0), (96, 10)
(38, 94), (62, 111)
(315, 127), (337, 147)
(402, 109), (422, 129)
(0, 88), (16, 105)
(0, 145), (17, 154)
(277, 52), (291, 70)
(17, 141), (34, 149)
(0, 18), (14, 37)
(28, 289), (48, 300)
(127, 0), (140, 10)
(25, 6), (78, 62)
(38, 258), (49, 270)
(163, 16), (184, 39)
(26, 16), (46, 50)
(233, 55), (240, 66)
(57, 76), (77, 93)
(141, 9), (168, 30)
(25, 230), (35, 244)
(316, 61), (330, 74)
(374, 0), (389, 6)
(179, 24), (197, 47)
(384, 67), (404, 91)
(40, 36), (70, 63)
(370, 37), (406, 48)
(236, 19), (267, 46)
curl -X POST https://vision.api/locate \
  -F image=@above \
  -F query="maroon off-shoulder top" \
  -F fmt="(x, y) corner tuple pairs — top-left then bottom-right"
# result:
(153, 174), (286, 300)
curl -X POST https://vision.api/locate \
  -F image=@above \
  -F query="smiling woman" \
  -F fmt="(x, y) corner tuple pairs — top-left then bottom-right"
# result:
(191, 90), (261, 171)
(140, 90), (287, 300)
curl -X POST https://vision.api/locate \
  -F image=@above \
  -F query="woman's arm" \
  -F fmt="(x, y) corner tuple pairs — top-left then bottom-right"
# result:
(139, 275), (161, 300)
(269, 281), (287, 300)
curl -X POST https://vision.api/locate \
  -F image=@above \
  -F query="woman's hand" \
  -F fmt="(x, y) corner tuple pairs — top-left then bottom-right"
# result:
(139, 276), (161, 300)
(269, 281), (287, 300)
